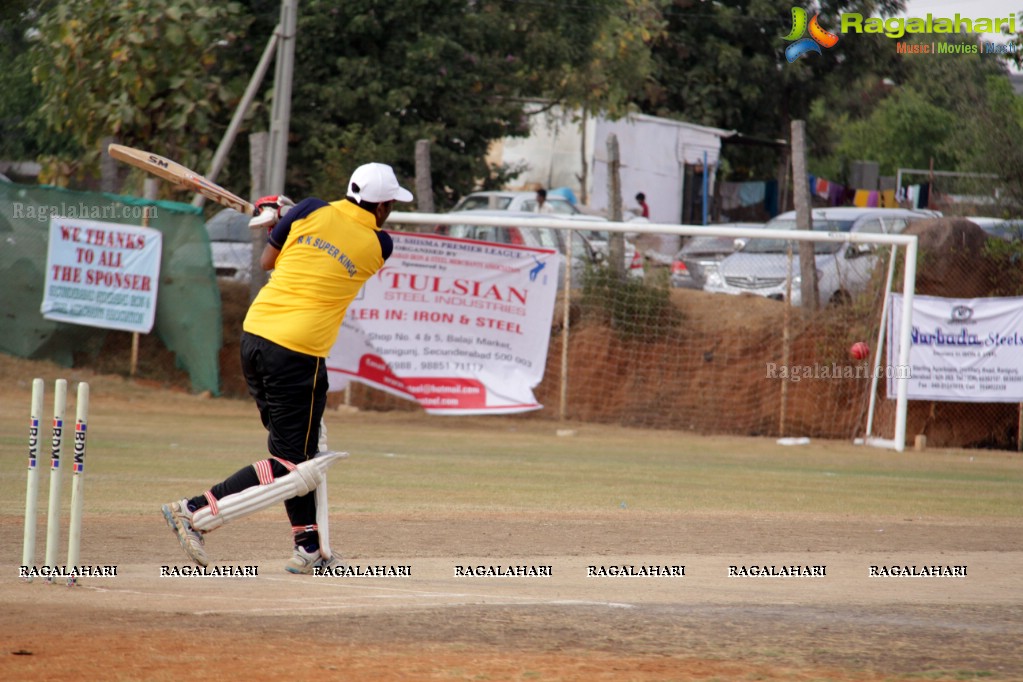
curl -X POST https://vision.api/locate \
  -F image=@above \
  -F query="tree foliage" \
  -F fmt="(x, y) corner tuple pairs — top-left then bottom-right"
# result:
(29, 0), (249, 184)
(548, 0), (667, 119)
(810, 33), (1023, 209)
(11, 0), (1023, 212)
(0, 1), (61, 161)
(639, 0), (905, 178)
(833, 87), (959, 176)
(282, 1), (531, 202)
(272, 0), (660, 206)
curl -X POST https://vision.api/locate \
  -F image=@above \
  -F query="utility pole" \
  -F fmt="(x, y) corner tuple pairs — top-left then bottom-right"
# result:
(791, 120), (818, 310)
(607, 134), (626, 280)
(415, 140), (434, 215)
(265, 0), (298, 195)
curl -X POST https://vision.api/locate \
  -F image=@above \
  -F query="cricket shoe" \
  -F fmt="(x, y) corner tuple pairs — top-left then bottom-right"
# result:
(285, 546), (347, 575)
(161, 499), (209, 567)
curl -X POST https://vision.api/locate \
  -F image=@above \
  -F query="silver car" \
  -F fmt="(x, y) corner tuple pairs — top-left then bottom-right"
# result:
(965, 216), (1023, 241)
(706, 208), (940, 306)
(205, 209), (254, 284)
(670, 223), (766, 289)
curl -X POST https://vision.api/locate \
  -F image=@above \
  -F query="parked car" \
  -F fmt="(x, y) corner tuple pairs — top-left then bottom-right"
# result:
(964, 216), (1023, 242)
(453, 190), (580, 215)
(705, 207), (940, 306)
(670, 223), (766, 289)
(205, 208), (254, 284)
(453, 192), (644, 278)
(576, 227), (646, 279)
(440, 209), (599, 288)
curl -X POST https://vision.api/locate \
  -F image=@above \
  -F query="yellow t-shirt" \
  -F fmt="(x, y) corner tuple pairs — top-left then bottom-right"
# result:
(243, 199), (388, 357)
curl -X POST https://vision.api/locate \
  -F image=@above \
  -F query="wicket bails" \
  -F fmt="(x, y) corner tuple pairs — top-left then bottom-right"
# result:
(22, 378), (90, 586)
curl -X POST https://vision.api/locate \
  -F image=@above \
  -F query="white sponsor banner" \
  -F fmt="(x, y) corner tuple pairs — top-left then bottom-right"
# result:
(41, 217), (162, 333)
(888, 293), (1023, 402)
(327, 232), (561, 414)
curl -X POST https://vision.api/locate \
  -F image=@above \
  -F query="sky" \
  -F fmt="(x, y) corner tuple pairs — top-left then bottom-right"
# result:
(898, 0), (1022, 44)
(898, 0), (1022, 70)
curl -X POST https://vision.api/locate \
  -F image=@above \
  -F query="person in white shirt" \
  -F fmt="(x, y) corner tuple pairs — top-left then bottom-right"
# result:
(534, 188), (555, 214)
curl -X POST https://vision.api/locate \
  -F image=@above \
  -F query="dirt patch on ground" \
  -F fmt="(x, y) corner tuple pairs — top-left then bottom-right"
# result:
(2, 509), (1021, 681)
(547, 288), (877, 440)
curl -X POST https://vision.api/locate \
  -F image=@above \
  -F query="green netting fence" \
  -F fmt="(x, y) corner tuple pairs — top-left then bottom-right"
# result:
(0, 181), (221, 394)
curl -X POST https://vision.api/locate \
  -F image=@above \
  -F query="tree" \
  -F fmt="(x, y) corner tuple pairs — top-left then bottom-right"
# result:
(265, 0), (659, 207)
(539, 0), (666, 119)
(0, 1), (63, 162)
(639, 0), (906, 178)
(811, 32), (1023, 210)
(29, 0), (249, 186)
(832, 87), (959, 175)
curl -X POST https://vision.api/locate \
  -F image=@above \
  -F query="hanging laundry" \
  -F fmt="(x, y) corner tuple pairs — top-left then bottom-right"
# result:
(738, 181), (766, 207)
(815, 177), (830, 199)
(828, 183), (846, 206)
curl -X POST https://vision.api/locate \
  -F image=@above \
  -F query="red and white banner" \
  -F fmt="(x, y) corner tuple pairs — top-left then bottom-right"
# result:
(327, 232), (561, 414)
(41, 217), (163, 333)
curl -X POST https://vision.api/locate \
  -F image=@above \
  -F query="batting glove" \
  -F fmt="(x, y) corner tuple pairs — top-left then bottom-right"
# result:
(249, 194), (295, 233)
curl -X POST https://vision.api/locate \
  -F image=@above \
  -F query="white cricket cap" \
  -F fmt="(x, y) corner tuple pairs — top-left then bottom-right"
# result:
(347, 163), (413, 203)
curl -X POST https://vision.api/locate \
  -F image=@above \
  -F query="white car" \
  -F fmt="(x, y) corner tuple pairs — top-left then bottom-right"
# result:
(706, 207), (940, 306)
(452, 191), (644, 278)
(439, 209), (598, 289)
(964, 216), (1023, 241)
(453, 190), (580, 215)
(205, 209), (254, 284)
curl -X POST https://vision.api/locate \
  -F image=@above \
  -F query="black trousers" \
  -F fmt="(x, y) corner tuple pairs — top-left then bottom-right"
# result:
(189, 332), (328, 544)
(240, 332), (327, 463)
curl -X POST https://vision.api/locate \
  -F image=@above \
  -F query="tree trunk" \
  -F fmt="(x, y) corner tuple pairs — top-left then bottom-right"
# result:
(791, 120), (818, 310)
(607, 134), (626, 280)
(249, 131), (270, 302)
(415, 139), (434, 215)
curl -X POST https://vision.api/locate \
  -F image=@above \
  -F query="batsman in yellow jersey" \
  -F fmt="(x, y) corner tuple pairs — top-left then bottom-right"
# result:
(161, 163), (413, 573)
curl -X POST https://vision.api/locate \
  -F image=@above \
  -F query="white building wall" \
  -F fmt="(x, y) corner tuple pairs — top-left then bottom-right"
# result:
(492, 106), (731, 224)
(591, 114), (729, 223)
(497, 105), (595, 193)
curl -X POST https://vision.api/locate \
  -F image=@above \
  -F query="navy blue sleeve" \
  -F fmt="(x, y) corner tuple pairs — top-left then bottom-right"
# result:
(377, 230), (393, 260)
(267, 198), (329, 249)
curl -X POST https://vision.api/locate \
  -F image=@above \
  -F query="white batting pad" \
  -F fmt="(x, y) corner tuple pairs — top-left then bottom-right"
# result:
(192, 451), (348, 532)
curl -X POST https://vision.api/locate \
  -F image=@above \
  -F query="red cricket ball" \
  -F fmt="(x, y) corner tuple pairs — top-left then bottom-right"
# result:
(850, 341), (870, 361)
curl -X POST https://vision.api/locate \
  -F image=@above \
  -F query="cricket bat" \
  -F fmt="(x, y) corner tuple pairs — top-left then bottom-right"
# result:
(107, 143), (254, 215)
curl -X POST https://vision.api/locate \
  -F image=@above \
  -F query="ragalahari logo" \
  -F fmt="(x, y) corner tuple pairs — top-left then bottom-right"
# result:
(783, 7), (839, 62)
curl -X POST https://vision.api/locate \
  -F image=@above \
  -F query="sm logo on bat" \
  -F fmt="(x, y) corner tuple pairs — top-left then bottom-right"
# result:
(148, 154), (170, 169)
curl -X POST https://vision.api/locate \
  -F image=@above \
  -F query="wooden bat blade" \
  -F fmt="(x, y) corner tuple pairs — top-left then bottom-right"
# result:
(107, 144), (254, 215)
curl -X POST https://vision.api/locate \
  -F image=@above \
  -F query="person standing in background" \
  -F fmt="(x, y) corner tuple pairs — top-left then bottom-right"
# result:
(534, 188), (556, 214)
(635, 192), (650, 219)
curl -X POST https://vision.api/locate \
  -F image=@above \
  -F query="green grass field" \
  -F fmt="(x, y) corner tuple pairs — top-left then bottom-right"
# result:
(1, 373), (1019, 520)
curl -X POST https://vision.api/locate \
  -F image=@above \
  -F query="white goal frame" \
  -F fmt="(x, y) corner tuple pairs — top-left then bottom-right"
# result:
(389, 211), (918, 452)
